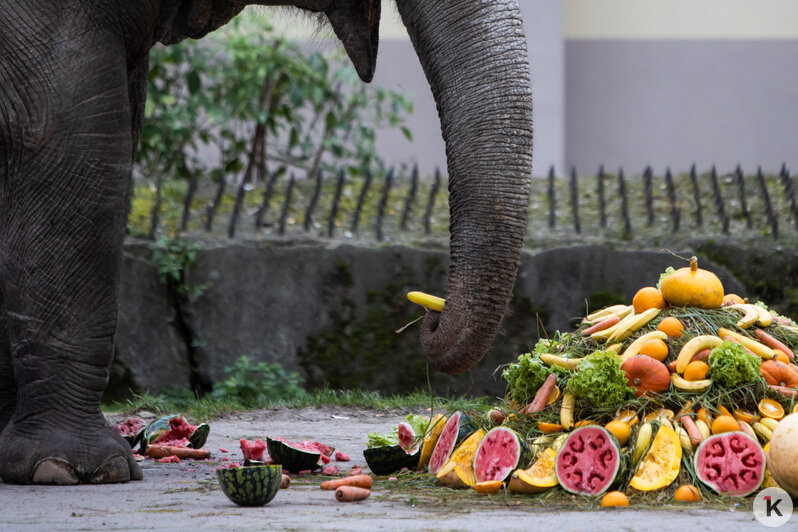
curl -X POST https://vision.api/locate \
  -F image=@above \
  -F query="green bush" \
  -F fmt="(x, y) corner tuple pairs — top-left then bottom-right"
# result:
(212, 356), (308, 406)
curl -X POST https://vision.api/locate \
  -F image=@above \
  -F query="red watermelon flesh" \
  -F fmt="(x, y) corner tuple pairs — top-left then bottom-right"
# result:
(152, 416), (197, 445)
(397, 422), (418, 453)
(272, 437), (334, 456)
(240, 438), (267, 461)
(112, 418), (144, 437)
(473, 427), (528, 483)
(555, 426), (620, 496)
(695, 432), (765, 496)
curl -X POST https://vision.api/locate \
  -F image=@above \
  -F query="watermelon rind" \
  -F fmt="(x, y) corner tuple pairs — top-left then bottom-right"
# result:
(217, 464), (282, 506)
(473, 427), (532, 483)
(266, 437), (322, 473)
(363, 445), (421, 475)
(428, 411), (478, 474)
(555, 426), (622, 496)
(694, 431), (765, 497)
(138, 415), (209, 452)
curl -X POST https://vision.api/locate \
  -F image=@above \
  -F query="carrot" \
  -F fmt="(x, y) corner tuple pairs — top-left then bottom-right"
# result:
(690, 348), (712, 363)
(581, 316), (621, 337)
(755, 329), (795, 360)
(523, 374), (557, 414)
(678, 416), (703, 447)
(146, 445), (211, 460)
(320, 474), (373, 490)
(335, 486), (370, 502)
(769, 384), (798, 398)
(668, 360), (678, 373)
(281, 474), (291, 489)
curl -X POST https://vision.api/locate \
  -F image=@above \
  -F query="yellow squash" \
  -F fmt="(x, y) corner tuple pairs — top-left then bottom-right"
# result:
(630, 425), (682, 491)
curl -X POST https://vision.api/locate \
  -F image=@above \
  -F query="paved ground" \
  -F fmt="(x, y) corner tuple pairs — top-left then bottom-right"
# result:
(0, 407), (783, 531)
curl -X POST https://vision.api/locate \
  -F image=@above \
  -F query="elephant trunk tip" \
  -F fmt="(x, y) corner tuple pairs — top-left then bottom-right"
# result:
(419, 310), (492, 375)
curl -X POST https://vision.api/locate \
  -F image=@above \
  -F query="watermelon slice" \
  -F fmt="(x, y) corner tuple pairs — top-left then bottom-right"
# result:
(397, 422), (418, 453)
(266, 437), (333, 473)
(428, 411), (477, 474)
(695, 432), (765, 496)
(240, 438), (267, 461)
(473, 427), (532, 483)
(555, 426), (622, 496)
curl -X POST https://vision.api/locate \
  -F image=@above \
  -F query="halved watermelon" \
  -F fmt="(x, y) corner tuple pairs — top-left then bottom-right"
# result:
(363, 445), (420, 475)
(555, 426), (622, 496)
(266, 437), (324, 473)
(139, 415), (209, 452)
(473, 427), (532, 483)
(694, 432), (765, 496)
(428, 411), (478, 474)
(397, 422), (418, 453)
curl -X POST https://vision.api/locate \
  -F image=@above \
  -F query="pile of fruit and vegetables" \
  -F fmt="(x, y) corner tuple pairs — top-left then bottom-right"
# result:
(384, 257), (798, 505)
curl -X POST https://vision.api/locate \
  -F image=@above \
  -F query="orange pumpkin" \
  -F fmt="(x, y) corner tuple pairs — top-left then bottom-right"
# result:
(761, 359), (798, 388)
(621, 355), (671, 397)
(659, 256), (724, 309)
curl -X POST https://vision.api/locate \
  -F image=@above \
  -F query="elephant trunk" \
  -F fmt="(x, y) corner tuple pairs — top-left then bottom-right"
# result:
(396, 0), (533, 374)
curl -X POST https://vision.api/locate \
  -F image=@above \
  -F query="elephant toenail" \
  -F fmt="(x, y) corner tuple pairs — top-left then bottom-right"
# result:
(32, 458), (79, 485)
(89, 455), (131, 484)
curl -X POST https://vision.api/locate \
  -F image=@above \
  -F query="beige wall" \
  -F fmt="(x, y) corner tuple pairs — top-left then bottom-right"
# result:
(565, 0), (798, 39)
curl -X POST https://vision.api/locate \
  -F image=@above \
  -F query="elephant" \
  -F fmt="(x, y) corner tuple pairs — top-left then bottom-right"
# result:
(0, 0), (533, 484)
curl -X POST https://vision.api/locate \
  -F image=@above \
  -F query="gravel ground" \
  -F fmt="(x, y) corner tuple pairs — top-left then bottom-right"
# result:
(0, 407), (781, 531)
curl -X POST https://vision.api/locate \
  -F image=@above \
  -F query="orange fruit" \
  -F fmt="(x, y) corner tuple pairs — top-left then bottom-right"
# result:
(547, 385), (561, 405)
(733, 409), (755, 424)
(711, 415), (740, 434)
(792, 404), (798, 415)
(538, 422), (564, 433)
(638, 338), (669, 362)
(474, 480), (503, 494)
(758, 398), (785, 420)
(683, 361), (710, 381)
(604, 420), (631, 446)
(644, 409), (674, 423)
(601, 491), (630, 507)
(773, 349), (791, 364)
(657, 317), (685, 338)
(722, 293), (745, 306)
(674, 484), (702, 502)
(696, 407), (712, 425)
(633, 287), (667, 314)
(614, 410), (639, 428)
(717, 405), (733, 417)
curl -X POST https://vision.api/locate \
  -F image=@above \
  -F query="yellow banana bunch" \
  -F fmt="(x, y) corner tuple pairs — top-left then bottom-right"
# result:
(607, 308), (660, 343)
(583, 305), (633, 324)
(717, 328), (775, 359)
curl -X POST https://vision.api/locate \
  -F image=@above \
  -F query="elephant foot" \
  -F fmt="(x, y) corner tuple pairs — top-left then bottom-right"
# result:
(0, 417), (142, 484)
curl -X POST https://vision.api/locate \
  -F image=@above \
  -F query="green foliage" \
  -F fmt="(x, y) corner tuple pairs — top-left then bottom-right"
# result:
(149, 236), (211, 297)
(566, 350), (635, 409)
(656, 267), (675, 291)
(502, 353), (550, 405)
(212, 356), (308, 406)
(708, 340), (761, 388)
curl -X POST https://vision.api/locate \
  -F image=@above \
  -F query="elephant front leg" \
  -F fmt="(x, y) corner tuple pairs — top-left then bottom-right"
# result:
(0, 32), (141, 485)
(0, 292), (14, 433)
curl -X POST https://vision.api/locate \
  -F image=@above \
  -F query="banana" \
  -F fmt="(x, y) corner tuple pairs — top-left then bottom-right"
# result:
(753, 305), (773, 327)
(695, 419), (711, 440)
(676, 336), (724, 374)
(406, 291), (445, 312)
(717, 328), (775, 360)
(674, 425), (693, 452)
(760, 417), (780, 432)
(607, 343), (623, 353)
(584, 305), (632, 324)
(590, 313), (634, 342)
(539, 353), (582, 370)
(633, 422), (653, 465)
(753, 422), (773, 442)
(671, 373), (712, 393)
(560, 393), (575, 430)
(620, 331), (669, 362)
(608, 307), (660, 343)
(727, 304), (760, 329)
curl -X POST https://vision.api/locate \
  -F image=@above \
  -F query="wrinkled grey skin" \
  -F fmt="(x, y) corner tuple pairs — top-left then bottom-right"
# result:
(0, 0), (532, 484)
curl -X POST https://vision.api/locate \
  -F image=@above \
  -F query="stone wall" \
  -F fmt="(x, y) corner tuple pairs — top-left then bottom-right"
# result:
(111, 241), (750, 400)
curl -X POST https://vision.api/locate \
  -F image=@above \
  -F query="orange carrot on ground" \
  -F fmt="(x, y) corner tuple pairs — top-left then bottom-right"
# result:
(524, 374), (557, 414)
(755, 329), (795, 360)
(320, 474), (373, 490)
(335, 486), (371, 502)
(146, 445), (211, 460)
(581, 316), (621, 337)
(281, 474), (291, 489)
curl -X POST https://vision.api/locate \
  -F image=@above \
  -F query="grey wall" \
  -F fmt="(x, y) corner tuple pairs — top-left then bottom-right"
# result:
(565, 40), (798, 175)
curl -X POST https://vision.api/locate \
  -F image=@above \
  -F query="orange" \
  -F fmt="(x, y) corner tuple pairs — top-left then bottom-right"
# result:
(614, 410), (639, 428)
(657, 317), (685, 338)
(733, 409), (755, 424)
(638, 338), (669, 362)
(601, 491), (630, 507)
(773, 349), (791, 364)
(604, 420), (631, 446)
(792, 404), (798, 415)
(711, 415), (740, 434)
(674, 484), (702, 502)
(538, 422), (564, 433)
(696, 407), (712, 425)
(722, 293), (745, 306)
(633, 287), (667, 314)
(547, 385), (561, 405)
(717, 405), (733, 417)
(683, 361), (710, 381)
(758, 399), (785, 420)
(474, 480), (503, 495)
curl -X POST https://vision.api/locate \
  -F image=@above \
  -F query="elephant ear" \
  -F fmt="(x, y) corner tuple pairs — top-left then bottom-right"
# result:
(325, 0), (381, 82)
